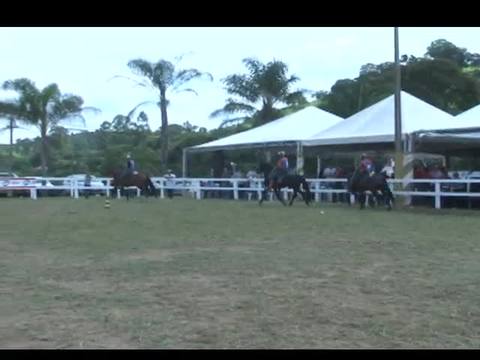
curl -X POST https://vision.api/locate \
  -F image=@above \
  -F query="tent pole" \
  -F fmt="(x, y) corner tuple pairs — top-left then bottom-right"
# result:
(182, 148), (188, 178)
(265, 150), (272, 163)
(316, 156), (322, 178)
(296, 142), (304, 175)
(394, 27), (404, 179)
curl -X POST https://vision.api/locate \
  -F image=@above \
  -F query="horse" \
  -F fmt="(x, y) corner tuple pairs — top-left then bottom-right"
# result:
(258, 162), (312, 206)
(111, 169), (158, 200)
(348, 170), (394, 210)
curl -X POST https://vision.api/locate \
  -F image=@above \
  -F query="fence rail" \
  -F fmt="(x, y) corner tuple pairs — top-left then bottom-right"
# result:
(1, 176), (480, 209)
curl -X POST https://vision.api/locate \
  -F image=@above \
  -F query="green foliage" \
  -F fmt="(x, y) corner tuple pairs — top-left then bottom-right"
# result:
(211, 58), (307, 126)
(124, 57), (213, 171)
(0, 78), (98, 175)
(2, 38), (480, 177)
(318, 39), (480, 118)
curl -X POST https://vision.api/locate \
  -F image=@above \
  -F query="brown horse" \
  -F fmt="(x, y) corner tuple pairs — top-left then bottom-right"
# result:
(111, 169), (157, 200)
(348, 170), (394, 210)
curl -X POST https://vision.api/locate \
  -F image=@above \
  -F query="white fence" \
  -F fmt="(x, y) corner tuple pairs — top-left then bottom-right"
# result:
(1, 176), (480, 210)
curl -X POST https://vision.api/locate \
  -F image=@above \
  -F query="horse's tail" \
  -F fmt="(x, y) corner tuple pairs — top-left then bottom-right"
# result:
(347, 170), (357, 193)
(301, 177), (312, 203)
(146, 176), (156, 196)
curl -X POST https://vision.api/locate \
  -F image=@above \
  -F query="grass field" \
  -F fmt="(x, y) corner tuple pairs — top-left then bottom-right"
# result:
(1, 197), (480, 348)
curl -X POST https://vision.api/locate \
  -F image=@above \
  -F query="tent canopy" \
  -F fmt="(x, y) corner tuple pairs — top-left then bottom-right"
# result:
(455, 103), (480, 125)
(189, 106), (343, 153)
(301, 91), (480, 147)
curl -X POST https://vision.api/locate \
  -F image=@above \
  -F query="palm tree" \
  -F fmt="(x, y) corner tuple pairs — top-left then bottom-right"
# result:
(210, 58), (307, 127)
(1, 78), (98, 175)
(123, 58), (213, 171)
(0, 101), (24, 171)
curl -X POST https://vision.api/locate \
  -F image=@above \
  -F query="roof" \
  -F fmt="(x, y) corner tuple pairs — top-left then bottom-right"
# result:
(301, 91), (475, 147)
(190, 106), (343, 152)
(416, 131), (480, 151)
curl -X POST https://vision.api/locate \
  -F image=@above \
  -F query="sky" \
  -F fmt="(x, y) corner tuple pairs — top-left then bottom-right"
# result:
(1, 27), (480, 144)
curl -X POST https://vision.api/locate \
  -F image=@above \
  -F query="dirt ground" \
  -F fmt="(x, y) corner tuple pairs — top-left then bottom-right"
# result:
(1, 197), (480, 348)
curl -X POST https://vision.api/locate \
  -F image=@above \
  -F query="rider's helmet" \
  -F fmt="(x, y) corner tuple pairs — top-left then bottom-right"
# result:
(126, 152), (131, 159)
(278, 151), (286, 156)
(360, 153), (367, 160)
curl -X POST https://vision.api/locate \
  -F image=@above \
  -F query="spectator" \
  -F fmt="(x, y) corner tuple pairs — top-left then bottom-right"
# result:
(246, 168), (259, 200)
(84, 172), (92, 199)
(381, 158), (395, 178)
(164, 169), (176, 199)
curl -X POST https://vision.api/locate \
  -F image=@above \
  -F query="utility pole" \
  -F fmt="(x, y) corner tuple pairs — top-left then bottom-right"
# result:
(394, 27), (404, 178)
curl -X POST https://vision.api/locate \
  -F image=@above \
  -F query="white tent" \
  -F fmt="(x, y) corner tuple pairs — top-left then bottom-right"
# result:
(301, 91), (472, 147)
(455, 103), (480, 125)
(412, 102), (480, 153)
(190, 106), (343, 152)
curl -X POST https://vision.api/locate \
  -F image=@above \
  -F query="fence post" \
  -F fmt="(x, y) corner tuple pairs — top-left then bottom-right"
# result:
(327, 181), (332, 203)
(30, 187), (37, 200)
(233, 180), (239, 200)
(160, 179), (165, 199)
(195, 181), (201, 200)
(117, 188), (121, 199)
(435, 181), (441, 209)
(74, 179), (79, 199)
(106, 179), (111, 197)
(257, 179), (262, 200)
(465, 180), (471, 209)
(315, 181), (320, 202)
(136, 188), (141, 197)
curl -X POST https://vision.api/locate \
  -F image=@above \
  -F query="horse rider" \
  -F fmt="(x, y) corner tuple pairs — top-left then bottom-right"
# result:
(125, 153), (137, 177)
(359, 153), (374, 176)
(269, 151), (289, 188)
(351, 153), (373, 186)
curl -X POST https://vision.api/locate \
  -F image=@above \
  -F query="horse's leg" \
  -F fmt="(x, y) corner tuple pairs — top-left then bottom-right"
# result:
(259, 188), (267, 205)
(368, 192), (376, 208)
(301, 189), (311, 206)
(289, 187), (298, 206)
(372, 191), (382, 208)
(383, 184), (393, 210)
(274, 187), (286, 206)
(298, 188), (305, 202)
(359, 192), (366, 209)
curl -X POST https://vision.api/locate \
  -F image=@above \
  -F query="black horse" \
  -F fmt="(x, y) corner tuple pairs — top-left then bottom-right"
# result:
(111, 169), (157, 200)
(348, 170), (394, 210)
(258, 162), (312, 206)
